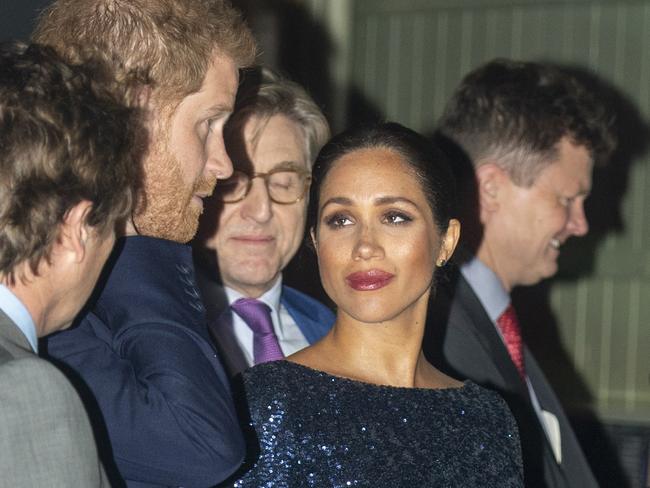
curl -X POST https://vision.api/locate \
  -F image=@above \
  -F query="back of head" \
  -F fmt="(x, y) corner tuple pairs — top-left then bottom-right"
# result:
(0, 41), (137, 284)
(308, 122), (456, 234)
(227, 67), (330, 167)
(33, 0), (257, 104)
(439, 58), (616, 185)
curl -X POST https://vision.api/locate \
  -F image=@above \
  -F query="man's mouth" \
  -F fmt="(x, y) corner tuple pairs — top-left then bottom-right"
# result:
(232, 235), (274, 245)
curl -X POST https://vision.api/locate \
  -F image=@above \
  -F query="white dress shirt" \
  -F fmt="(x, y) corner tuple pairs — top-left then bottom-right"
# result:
(215, 276), (309, 375)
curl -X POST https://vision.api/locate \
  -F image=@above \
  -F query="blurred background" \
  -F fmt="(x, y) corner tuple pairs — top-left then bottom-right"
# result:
(2, 0), (648, 486)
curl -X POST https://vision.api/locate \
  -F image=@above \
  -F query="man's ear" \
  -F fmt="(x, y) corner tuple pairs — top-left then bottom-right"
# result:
(476, 162), (507, 216)
(57, 200), (94, 264)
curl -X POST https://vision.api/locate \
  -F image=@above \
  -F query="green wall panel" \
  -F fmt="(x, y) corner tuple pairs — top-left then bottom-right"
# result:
(349, 0), (650, 422)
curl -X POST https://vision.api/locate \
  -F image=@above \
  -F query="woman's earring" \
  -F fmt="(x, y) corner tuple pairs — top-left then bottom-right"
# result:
(437, 259), (447, 267)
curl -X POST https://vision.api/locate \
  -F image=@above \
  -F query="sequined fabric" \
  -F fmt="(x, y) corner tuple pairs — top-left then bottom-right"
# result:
(229, 361), (523, 487)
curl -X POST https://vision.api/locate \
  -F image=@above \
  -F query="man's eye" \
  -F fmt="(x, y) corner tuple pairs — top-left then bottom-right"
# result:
(270, 178), (296, 190)
(207, 114), (229, 133)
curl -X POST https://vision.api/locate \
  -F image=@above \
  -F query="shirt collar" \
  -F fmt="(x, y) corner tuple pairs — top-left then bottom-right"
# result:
(0, 284), (38, 353)
(460, 257), (510, 323)
(224, 275), (283, 315)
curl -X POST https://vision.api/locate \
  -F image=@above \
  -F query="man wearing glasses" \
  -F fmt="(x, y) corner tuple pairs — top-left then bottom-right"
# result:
(195, 68), (334, 375)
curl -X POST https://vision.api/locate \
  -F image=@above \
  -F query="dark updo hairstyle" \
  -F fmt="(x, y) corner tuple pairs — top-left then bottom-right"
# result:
(308, 122), (457, 236)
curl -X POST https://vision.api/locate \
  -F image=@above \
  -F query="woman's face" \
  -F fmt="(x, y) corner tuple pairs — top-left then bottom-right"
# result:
(313, 147), (458, 324)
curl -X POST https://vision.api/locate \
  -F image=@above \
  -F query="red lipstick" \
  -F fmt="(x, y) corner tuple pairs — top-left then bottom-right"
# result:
(345, 269), (395, 291)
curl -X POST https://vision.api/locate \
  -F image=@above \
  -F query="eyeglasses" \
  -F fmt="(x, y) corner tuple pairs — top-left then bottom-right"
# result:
(213, 168), (312, 204)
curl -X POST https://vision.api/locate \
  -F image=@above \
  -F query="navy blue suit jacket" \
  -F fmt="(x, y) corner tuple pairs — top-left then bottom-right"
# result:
(279, 286), (334, 344)
(44, 237), (245, 488)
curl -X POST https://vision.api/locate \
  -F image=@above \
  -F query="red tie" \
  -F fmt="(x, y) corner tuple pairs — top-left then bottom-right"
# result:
(497, 304), (526, 380)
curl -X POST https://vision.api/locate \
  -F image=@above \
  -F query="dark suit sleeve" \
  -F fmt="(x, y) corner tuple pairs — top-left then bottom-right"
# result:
(47, 314), (245, 487)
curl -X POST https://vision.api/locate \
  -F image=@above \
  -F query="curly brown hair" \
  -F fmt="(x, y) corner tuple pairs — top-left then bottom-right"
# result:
(439, 59), (616, 186)
(33, 0), (257, 105)
(0, 41), (139, 283)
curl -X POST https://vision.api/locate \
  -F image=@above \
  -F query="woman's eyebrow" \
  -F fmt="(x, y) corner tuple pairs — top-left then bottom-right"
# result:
(374, 196), (418, 207)
(320, 197), (352, 210)
(321, 195), (420, 211)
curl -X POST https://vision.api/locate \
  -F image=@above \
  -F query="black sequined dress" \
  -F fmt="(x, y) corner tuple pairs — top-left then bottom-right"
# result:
(230, 361), (523, 487)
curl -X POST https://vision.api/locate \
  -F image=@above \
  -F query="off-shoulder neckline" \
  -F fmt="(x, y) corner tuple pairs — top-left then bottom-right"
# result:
(249, 359), (475, 393)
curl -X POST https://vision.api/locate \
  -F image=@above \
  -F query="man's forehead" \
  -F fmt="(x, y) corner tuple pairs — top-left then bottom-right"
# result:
(166, 66), (235, 118)
(203, 54), (238, 97)
(248, 116), (308, 162)
(536, 141), (593, 192)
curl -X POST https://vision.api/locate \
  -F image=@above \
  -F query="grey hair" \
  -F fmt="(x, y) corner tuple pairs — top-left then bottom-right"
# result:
(226, 67), (330, 167)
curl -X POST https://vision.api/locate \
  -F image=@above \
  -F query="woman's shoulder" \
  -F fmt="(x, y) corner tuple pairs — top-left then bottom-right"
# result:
(458, 382), (522, 457)
(460, 381), (519, 421)
(241, 359), (314, 386)
(457, 380), (505, 402)
(239, 361), (319, 405)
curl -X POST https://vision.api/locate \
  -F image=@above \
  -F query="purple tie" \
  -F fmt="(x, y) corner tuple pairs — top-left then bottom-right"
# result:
(231, 298), (284, 365)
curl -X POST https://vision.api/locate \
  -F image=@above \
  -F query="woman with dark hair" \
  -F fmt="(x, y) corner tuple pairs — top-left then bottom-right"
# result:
(230, 122), (523, 487)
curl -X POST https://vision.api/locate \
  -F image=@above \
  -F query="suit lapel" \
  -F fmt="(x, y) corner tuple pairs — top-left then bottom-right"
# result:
(194, 273), (250, 376)
(281, 291), (321, 344)
(454, 275), (530, 397)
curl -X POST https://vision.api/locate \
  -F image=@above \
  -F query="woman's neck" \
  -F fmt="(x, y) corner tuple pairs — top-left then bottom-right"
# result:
(290, 296), (460, 389)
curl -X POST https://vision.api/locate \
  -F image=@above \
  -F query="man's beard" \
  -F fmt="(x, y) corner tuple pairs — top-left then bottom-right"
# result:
(132, 138), (217, 244)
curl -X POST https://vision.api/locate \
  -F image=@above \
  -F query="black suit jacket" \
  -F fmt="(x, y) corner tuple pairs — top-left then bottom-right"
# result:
(424, 268), (598, 488)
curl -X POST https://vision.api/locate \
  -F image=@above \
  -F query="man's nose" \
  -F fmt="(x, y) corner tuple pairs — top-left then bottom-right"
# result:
(206, 131), (234, 180)
(568, 201), (589, 237)
(240, 178), (272, 223)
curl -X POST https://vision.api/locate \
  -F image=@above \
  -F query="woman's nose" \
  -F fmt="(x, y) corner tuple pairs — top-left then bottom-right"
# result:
(352, 226), (384, 261)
